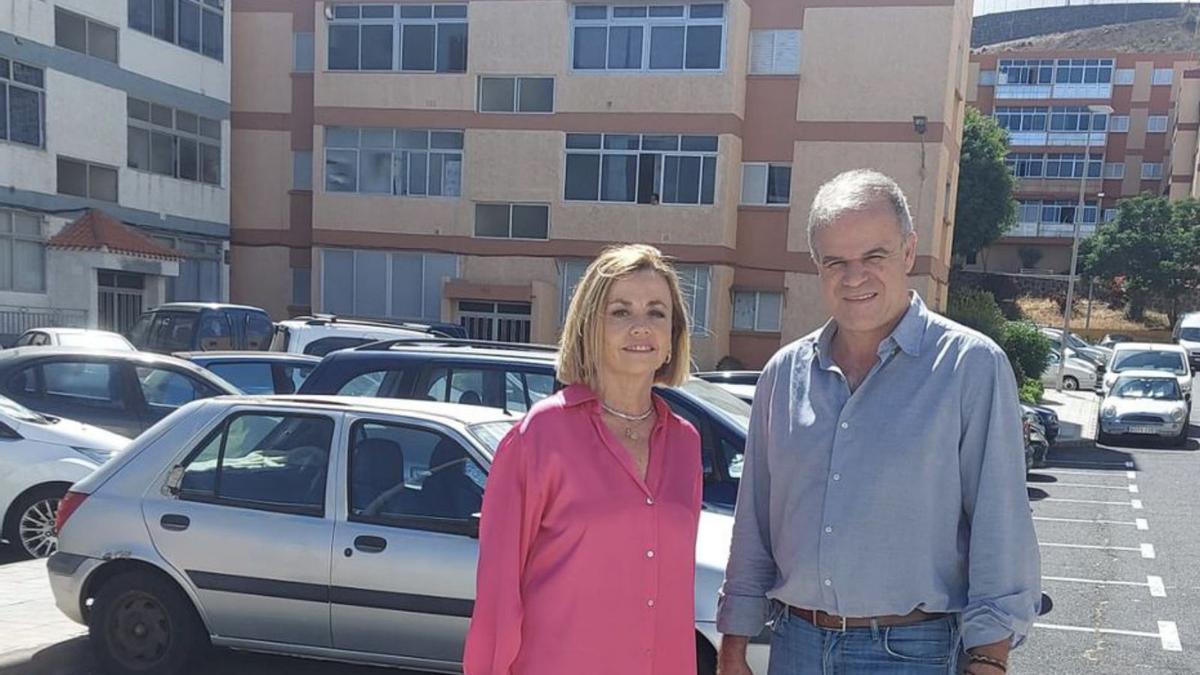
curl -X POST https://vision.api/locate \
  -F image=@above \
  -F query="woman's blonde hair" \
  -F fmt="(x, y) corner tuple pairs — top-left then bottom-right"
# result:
(558, 244), (691, 389)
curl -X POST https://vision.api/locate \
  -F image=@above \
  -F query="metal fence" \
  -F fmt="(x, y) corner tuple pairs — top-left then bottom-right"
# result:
(0, 305), (89, 346)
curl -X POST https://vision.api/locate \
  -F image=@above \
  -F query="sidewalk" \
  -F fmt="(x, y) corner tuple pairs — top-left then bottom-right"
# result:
(1038, 389), (1100, 447)
(0, 559), (86, 661)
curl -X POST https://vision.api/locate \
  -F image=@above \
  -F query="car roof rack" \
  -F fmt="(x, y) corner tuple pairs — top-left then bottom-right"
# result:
(290, 313), (454, 335)
(352, 337), (559, 354)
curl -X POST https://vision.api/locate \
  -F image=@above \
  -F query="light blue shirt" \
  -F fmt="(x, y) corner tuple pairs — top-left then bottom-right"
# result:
(716, 293), (1041, 649)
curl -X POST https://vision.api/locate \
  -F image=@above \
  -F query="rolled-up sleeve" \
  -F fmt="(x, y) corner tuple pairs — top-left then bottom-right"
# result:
(958, 345), (1042, 649)
(717, 360), (780, 637)
(464, 427), (546, 675)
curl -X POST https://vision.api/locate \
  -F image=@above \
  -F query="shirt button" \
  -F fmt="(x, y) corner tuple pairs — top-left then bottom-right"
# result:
(646, 497), (654, 505)
(824, 579), (833, 586)
(646, 550), (655, 558)
(840, 422), (849, 430)
(833, 473), (841, 481)
(824, 526), (833, 534)
(647, 599), (655, 607)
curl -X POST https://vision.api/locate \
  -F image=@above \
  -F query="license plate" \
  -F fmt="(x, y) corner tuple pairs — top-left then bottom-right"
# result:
(1128, 425), (1159, 434)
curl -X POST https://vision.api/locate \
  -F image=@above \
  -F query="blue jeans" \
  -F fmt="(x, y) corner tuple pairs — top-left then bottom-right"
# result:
(767, 608), (961, 675)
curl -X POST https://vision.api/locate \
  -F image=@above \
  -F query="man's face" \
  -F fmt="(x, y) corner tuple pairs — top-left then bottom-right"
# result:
(812, 205), (917, 339)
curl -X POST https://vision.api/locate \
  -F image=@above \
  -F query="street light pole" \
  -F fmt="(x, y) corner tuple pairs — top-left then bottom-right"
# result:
(1056, 104), (1113, 391)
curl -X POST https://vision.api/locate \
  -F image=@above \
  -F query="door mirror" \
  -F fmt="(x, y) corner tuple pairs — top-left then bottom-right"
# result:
(468, 512), (481, 539)
(164, 465), (185, 496)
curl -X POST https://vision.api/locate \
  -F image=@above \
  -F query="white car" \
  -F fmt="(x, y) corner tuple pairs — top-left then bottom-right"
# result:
(1102, 343), (1192, 404)
(1041, 348), (1098, 391)
(1098, 370), (1190, 447)
(12, 328), (134, 351)
(0, 396), (128, 559)
(1173, 312), (1200, 370)
(270, 315), (452, 356)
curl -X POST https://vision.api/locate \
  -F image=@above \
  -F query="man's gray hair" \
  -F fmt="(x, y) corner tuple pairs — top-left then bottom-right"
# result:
(807, 169), (914, 258)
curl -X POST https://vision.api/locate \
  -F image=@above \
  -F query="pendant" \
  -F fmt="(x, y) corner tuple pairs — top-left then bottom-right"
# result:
(624, 427), (639, 441)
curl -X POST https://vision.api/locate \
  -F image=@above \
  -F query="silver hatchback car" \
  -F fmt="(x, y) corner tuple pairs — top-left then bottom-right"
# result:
(48, 396), (768, 674)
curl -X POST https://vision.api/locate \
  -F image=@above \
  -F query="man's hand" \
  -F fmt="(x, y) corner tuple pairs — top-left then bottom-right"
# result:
(716, 635), (754, 675)
(964, 638), (1010, 675)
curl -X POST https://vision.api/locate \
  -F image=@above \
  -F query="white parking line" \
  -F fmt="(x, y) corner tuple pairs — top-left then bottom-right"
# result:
(1033, 516), (1142, 527)
(1126, 461), (1135, 468)
(1040, 497), (1135, 506)
(1141, 543), (1156, 559)
(1131, 499), (1144, 509)
(1042, 575), (1167, 598)
(1040, 469), (1130, 478)
(1148, 576), (1167, 598)
(1038, 542), (1152, 557)
(1129, 484), (1140, 494)
(1051, 461), (1134, 470)
(1126, 470), (1137, 479)
(1046, 482), (1138, 491)
(1034, 621), (1183, 651)
(1136, 518), (1150, 531)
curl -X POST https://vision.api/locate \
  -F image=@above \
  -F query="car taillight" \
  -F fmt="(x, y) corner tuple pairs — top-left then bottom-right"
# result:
(54, 491), (88, 535)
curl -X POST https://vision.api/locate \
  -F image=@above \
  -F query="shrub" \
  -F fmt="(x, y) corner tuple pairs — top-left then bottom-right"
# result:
(947, 288), (1007, 344)
(1002, 321), (1052, 383)
(1018, 377), (1044, 404)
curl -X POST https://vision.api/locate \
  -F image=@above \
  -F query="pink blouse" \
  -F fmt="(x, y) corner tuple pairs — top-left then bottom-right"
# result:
(464, 384), (702, 675)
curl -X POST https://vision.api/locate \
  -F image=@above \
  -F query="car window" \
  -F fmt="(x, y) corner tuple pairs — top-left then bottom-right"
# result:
(504, 372), (527, 412)
(245, 314), (274, 351)
(14, 333), (33, 347)
(338, 370), (390, 396)
(426, 367), (488, 406)
(1112, 377), (1181, 400)
(1112, 350), (1187, 375)
(197, 313), (234, 350)
(43, 361), (123, 406)
(1180, 327), (1200, 341)
(181, 413), (335, 515)
(349, 421), (485, 525)
(675, 378), (752, 432)
(304, 336), (371, 356)
(209, 362), (275, 395)
(526, 372), (555, 406)
(128, 315), (153, 347)
(152, 313), (199, 351)
(278, 363), (315, 395)
(468, 420), (517, 455)
(136, 366), (209, 407)
(8, 366), (39, 395)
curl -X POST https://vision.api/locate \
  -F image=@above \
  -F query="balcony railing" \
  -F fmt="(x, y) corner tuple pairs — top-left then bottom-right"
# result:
(1006, 222), (1097, 238)
(1008, 131), (1107, 147)
(995, 83), (1112, 100)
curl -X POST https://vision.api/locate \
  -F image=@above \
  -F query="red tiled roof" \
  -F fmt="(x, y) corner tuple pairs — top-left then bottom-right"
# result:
(47, 209), (182, 260)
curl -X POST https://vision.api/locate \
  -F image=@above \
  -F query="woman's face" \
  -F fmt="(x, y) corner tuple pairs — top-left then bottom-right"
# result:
(599, 269), (674, 385)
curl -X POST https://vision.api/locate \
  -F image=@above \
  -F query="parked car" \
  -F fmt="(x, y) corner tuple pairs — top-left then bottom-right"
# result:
(1024, 403), (1060, 445)
(1099, 333), (1133, 349)
(271, 315), (465, 357)
(1173, 312), (1200, 369)
(1041, 348), (1098, 391)
(1102, 343), (1192, 406)
(13, 328), (134, 351)
(175, 352), (320, 395)
(47, 396), (769, 675)
(1039, 326), (1113, 367)
(1098, 371), (1190, 447)
(299, 339), (749, 510)
(0, 396), (128, 559)
(0, 348), (240, 437)
(694, 371), (760, 403)
(1020, 405), (1049, 469)
(129, 303), (274, 354)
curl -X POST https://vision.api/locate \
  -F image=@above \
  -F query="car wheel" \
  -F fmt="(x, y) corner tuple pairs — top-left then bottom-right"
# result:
(1174, 425), (1189, 448)
(3, 485), (64, 559)
(89, 570), (207, 675)
(1062, 376), (1079, 391)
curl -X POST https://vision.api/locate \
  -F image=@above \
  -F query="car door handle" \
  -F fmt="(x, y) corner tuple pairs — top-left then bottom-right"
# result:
(160, 514), (190, 532)
(354, 535), (387, 553)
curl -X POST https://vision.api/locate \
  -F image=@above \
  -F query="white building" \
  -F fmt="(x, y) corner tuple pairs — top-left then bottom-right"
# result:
(0, 0), (230, 339)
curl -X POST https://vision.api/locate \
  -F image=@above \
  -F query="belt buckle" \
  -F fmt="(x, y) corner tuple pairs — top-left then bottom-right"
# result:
(835, 614), (848, 632)
(817, 611), (847, 633)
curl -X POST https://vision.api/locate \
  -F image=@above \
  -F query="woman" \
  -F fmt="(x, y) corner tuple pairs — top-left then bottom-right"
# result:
(464, 244), (702, 675)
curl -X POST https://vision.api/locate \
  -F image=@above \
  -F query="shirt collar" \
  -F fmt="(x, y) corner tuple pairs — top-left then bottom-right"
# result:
(814, 292), (928, 368)
(561, 382), (671, 418)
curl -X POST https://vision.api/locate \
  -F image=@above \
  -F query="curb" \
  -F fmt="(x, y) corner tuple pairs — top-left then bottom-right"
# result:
(1052, 438), (1095, 449)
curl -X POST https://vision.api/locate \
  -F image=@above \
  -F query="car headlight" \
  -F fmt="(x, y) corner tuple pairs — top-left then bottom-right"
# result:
(1102, 406), (1117, 419)
(72, 446), (116, 464)
(1171, 408), (1187, 422)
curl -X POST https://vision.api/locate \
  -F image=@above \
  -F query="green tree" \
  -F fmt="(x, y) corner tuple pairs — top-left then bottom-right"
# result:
(947, 287), (1006, 343)
(1001, 321), (1052, 384)
(952, 107), (1018, 262)
(1080, 195), (1200, 324)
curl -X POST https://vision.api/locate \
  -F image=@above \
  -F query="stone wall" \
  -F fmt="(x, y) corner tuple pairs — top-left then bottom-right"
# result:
(972, 3), (1183, 48)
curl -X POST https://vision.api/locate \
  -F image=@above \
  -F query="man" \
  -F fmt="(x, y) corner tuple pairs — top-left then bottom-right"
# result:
(716, 169), (1040, 675)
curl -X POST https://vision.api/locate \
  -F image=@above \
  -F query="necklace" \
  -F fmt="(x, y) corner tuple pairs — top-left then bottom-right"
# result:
(601, 402), (654, 441)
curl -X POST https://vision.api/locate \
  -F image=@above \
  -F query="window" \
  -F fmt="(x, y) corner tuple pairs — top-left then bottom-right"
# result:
(1146, 116), (1168, 133)
(740, 163), (790, 205)
(1053, 58), (1113, 84)
(1109, 115), (1130, 132)
(748, 30), (800, 75)
(995, 106), (1107, 134)
(136, 366), (211, 409)
(321, 248), (457, 321)
(458, 301), (533, 342)
(180, 413), (335, 515)
(1114, 69), (1135, 85)
(127, 97), (222, 185)
(1141, 162), (1163, 179)
(293, 150), (313, 189)
(0, 210), (45, 293)
(1043, 153), (1102, 179)
(978, 70), (996, 86)
(675, 264), (710, 332)
(1048, 106), (1107, 132)
(571, 4), (725, 72)
(1103, 162), (1125, 179)
(1103, 208), (1117, 222)
(1016, 200), (1041, 223)
(993, 106), (1048, 132)
(42, 361), (122, 405)
(348, 421), (484, 527)
(0, 59), (45, 148)
(338, 370), (391, 396)
(55, 9), (118, 62)
(732, 291), (781, 332)
(292, 267), (311, 306)
(478, 76), (554, 113)
(474, 203), (549, 239)
(1005, 152), (1044, 178)
(148, 312), (199, 351)
(57, 157), (118, 202)
(327, 4), (467, 73)
(209, 362), (275, 395)
(293, 31), (315, 72)
(997, 59), (1054, 85)
(564, 132), (717, 205)
(1040, 200), (1098, 225)
(1151, 68), (1173, 85)
(324, 127), (462, 197)
(128, 0), (224, 60)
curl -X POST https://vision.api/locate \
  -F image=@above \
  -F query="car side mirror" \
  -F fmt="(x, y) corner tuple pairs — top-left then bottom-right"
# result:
(468, 512), (481, 539)
(163, 465), (185, 496)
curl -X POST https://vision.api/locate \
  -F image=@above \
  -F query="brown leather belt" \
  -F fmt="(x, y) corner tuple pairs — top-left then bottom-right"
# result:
(789, 606), (946, 632)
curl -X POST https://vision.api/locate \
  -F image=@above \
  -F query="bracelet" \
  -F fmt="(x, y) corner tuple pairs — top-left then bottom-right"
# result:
(967, 653), (1008, 673)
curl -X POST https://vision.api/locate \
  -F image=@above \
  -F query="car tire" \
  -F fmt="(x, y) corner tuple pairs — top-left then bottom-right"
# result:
(1174, 425), (1189, 448)
(2, 485), (65, 560)
(89, 570), (208, 675)
(1062, 376), (1079, 391)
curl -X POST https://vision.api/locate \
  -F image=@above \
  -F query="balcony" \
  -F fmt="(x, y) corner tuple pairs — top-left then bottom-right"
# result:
(1006, 222), (1097, 238)
(996, 83), (1112, 100)
(1008, 131), (1107, 147)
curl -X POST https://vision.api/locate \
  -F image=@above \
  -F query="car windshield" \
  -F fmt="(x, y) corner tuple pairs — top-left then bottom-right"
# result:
(1112, 377), (1181, 400)
(1112, 350), (1187, 376)
(1180, 327), (1200, 341)
(469, 420), (518, 457)
(0, 394), (47, 424)
(674, 378), (752, 433)
(58, 332), (129, 350)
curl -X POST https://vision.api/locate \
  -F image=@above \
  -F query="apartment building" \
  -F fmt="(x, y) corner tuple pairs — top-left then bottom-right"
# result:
(966, 8), (1197, 274)
(0, 1), (230, 336)
(231, 0), (969, 369)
